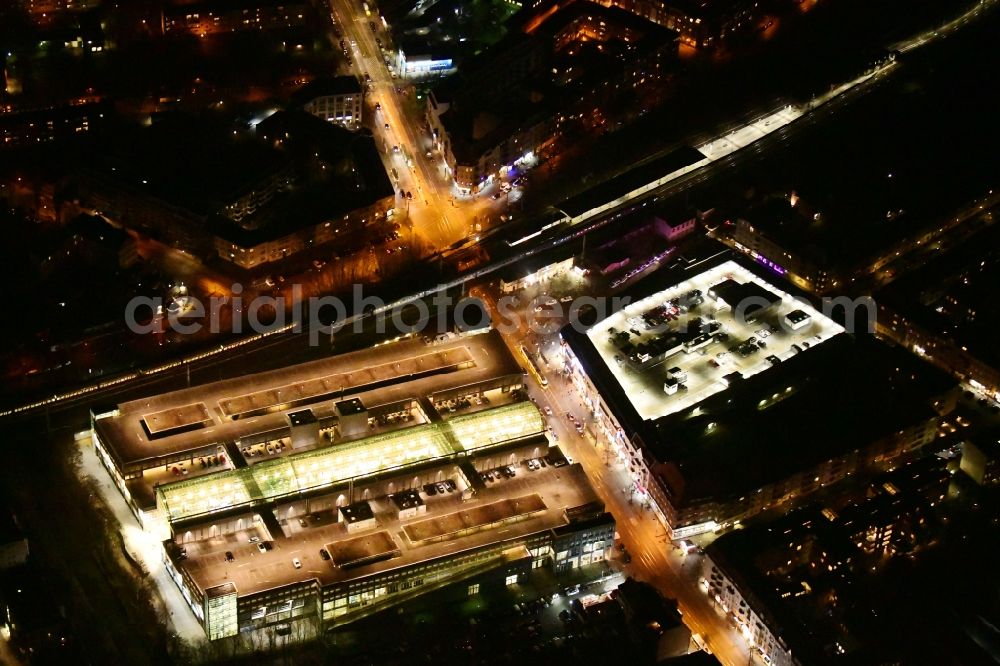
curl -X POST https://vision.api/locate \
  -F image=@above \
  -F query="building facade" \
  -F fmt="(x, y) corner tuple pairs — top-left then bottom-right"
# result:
(293, 77), (365, 130)
(0, 102), (108, 150)
(596, 0), (757, 48)
(876, 301), (1000, 403)
(213, 194), (393, 269)
(162, 0), (309, 36)
(165, 507), (614, 637)
(558, 257), (956, 539)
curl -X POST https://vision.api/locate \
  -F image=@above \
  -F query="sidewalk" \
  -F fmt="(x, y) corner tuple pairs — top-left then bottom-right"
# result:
(75, 432), (206, 644)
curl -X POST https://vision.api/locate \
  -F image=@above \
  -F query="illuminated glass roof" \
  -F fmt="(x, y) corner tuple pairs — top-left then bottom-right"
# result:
(157, 401), (545, 523)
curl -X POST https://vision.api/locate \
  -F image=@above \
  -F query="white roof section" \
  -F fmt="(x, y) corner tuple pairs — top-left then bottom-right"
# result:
(585, 260), (844, 421)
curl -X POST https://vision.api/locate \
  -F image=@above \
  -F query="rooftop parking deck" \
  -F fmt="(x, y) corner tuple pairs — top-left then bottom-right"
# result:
(585, 260), (844, 421)
(95, 330), (522, 469)
(175, 459), (600, 599)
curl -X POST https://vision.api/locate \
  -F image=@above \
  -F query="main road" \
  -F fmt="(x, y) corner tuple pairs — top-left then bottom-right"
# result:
(471, 285), (760, 665)
(324, 0), (477, 248)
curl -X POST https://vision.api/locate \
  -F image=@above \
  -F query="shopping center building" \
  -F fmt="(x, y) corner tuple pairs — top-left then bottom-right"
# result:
(91, 330), (614, 638)
(560, 256), (957, 538)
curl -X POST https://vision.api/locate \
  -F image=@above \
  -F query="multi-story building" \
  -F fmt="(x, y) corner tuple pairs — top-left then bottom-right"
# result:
(498, 253), (576, 294)
(0, 101), (109, 149)
(559, 254), (957, 538)
(719, 187), (998, 297)
(291, 76), (364, 130)
(427, 0), (677, 192)
(21, 0), (102, 24)
(90, 330), (614, 638)
(162, 0), (310, 36)
(77, 111), (394, 269)
(829, 456), (948, 555)
(702, 507), (858, 666)
(597, 0), (757, 48)
(395, 37), (457, 79)
(425, 28), (553, 192)
(960, 428), (1000, 486)
(875, 224), (1000, 403)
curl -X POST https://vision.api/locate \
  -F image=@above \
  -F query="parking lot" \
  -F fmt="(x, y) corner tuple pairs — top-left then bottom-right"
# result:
(242, 437), (291, 461)
(174, 459), (601, 600)
(587, 260), (844, 420)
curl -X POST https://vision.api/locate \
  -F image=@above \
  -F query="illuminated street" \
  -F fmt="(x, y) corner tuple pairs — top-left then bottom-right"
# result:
(324, 0), (502, 249)
(3, 0), (1000, 662)
(475, 281), (761, 665)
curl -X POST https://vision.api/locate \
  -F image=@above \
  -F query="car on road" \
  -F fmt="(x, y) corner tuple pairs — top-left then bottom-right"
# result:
(256, 542), (267, 553)
(292, 558), (302, 569)
(375, 102), (381, 111)
(384, 122), (390, 130)
(544, 406), (553, 415)
(392, 145), (400, 153)
(249, 535), (260, 543)
(225, 551), (235, 562)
